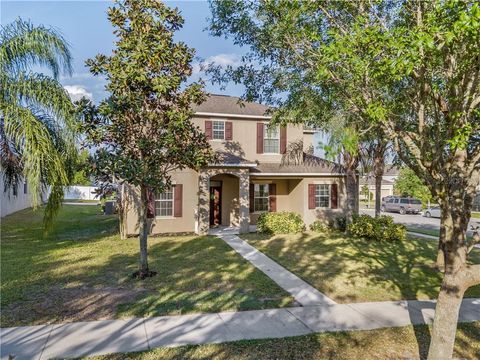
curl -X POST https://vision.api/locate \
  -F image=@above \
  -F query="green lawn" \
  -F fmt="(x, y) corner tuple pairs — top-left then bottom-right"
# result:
(472, 212), (480, 219)
(406, 227), (440, 238)
(0, 205), (293, 327)
(406, 226), (476, 240)
(88, 322), (480, 360)
(241, 232), (480, 303)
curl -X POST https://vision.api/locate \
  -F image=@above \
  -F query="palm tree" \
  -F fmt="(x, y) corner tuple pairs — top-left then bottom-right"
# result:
(0, 19), (77, 226)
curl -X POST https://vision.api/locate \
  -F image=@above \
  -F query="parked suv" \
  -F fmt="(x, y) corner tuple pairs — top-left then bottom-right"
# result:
(381, 197), (422, 215)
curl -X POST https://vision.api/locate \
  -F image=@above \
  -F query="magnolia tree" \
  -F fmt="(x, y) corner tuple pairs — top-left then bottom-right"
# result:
(84, 0), (213, 278)
(208, 0), (479, 358)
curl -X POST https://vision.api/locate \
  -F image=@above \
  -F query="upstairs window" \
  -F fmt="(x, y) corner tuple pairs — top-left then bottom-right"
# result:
(263, 125), (280, 153)
(254, 184), (269, 212)
(213, 121), (225, 140)
(315, 184), (330, 208)
(155, 189), (173, 217)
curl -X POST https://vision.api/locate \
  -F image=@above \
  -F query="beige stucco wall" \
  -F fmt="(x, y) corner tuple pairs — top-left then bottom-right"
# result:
(125, 169), (199, 235)
(300, 177), (347, 226)
(249, 176), (347, 227)
(192, 115), (303, 163)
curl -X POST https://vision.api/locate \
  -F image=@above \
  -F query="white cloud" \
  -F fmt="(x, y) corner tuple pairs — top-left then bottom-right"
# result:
(64, 85), (93, 102)
(193, 53), (241, 74)
(60, 72), (94, 81)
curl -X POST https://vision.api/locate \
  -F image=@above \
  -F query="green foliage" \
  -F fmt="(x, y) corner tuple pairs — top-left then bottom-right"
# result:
(72, 149), (92, 186)
(0, 19), (77, 229)
(82, 0), (214, 194)
(310, 216), (347, 233)
(257, 212), (305, 235)
(309, 220), (330, 233)
(347, 215), (406, 242)
(394, 168), (433, 205)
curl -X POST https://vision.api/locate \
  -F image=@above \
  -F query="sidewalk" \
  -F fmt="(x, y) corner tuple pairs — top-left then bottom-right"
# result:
(2, 298), (479, 359)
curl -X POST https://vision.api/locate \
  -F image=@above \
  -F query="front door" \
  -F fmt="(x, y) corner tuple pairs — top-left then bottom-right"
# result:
(209, 186), (222, 226)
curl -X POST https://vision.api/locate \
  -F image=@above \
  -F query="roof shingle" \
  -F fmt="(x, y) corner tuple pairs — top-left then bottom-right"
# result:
(194, 94), (271, 117)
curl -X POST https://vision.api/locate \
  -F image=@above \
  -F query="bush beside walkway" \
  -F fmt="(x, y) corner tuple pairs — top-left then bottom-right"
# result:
(241, 232), (480, 303)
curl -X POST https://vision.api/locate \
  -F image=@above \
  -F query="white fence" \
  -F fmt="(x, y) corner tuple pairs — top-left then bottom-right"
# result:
(64, 186), (99, 200)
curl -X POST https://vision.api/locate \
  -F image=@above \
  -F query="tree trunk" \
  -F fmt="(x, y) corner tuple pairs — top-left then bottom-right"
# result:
(427, 202), (478, 359)
(373, 141), (386, 218)
(436, 202), (451, 269)
(427, 273), (465, 360)
(118, 183), (128, 240)
(345, 161), (359, 224)
(374, 173), (382, 217)
(138, 184), (149, 275)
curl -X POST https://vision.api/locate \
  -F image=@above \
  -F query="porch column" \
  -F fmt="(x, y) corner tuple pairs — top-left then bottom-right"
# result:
(198, 171), (210, 235)
(238, 171), (250, 234)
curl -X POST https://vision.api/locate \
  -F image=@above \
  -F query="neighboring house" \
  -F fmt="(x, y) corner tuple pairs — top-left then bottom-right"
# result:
(125, 94), (349, 235)
(359, 165), (400, 202)
(1, 175), (34, 217)
(359, 177), (395, 202)
(382, 165), (400, 183)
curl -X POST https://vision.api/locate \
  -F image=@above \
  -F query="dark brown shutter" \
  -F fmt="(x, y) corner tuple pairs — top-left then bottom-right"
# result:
(205, 121), (212, 140)
(256, 123), (264, 154)
(225, 121), (233, 140)
(308, 184), (316, 209)
(174, 184), (183, 217)
(269, 183), (277, 212)
(249, 183), (255, 212)
(147, 190), (155, 218)
(280, 126), (287, 154)
(330, 183), (338, 209)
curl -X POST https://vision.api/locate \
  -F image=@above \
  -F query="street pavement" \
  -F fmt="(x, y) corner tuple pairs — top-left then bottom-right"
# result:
(360, 208), (480, 235)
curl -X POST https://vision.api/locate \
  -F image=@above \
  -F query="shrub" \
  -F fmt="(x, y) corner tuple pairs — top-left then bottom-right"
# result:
(257, 211), (305, 234)
(310, 220), (330, 233)
(310, 216), (347, 233)
(347, 214), (406, 241)
(330, 216), (347, 232)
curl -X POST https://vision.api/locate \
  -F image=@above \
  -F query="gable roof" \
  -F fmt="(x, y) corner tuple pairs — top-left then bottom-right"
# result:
(194, 94), (271, 117)
(252, 155), (345, 175)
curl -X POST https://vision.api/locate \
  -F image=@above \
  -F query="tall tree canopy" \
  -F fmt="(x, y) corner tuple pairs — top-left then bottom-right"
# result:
(83, 0), (213, 277)
(394, 167), (433, 205)
(208, 0), (401, 223)
(0, 19), (77, 226)
(208, 1), (479, 358)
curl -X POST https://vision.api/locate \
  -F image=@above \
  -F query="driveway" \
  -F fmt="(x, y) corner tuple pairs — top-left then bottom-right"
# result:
(360, 208), (480, 235)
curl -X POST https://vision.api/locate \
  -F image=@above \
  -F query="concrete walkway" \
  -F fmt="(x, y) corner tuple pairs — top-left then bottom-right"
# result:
(407, 231), (480, 249)
(407, 231), (438, 240)
(2, 298), (479, 360)
(218, 234), (336, 306)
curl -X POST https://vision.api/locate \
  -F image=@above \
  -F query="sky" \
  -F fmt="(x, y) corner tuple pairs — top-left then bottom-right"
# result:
(1, 0), (247, 103)
(1, 0), (324, 153)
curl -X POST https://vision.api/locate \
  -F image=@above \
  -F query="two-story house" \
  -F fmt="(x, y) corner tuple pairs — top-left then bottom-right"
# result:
(124, 94), (348, 235)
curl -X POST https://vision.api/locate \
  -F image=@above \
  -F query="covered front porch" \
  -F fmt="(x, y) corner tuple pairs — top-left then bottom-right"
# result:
(197, 167), (251, 235)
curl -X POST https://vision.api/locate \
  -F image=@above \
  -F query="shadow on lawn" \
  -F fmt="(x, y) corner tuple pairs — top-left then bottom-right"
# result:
(114, 235), (293, 318)
(1, 206), (292, 327)
(242, 232), (450, 359)
(344, 237), (441, 359)
(93, 322), (480, 360)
